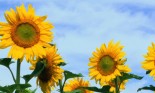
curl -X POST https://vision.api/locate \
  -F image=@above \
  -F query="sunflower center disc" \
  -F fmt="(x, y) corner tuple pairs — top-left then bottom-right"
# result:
(98, 55), (116, 75)
(38, 67), (52, 82)
(11, 22), (40, 48)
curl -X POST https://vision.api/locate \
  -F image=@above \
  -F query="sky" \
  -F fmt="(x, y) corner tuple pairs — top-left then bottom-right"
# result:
(0, 0), (155, 93)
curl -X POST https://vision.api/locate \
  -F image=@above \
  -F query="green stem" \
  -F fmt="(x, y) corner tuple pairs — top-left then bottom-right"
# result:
(8, 67), (16, 83)
(115, 76), (119, 93)
(62, 79), (66, 92)
(59, 79), (63, 93)
(16, 59), (21, 93)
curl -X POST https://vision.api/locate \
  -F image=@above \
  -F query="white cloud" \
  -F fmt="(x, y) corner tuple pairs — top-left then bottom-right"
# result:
(0, 0), (155, 93)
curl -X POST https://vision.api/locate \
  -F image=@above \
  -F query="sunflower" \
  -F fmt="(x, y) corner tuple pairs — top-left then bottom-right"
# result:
(88, 40), (130, 86)
(142, 43), (155, 79)
(30, 46), (64, 93)
(0, 4), (53, 61)
(106, 79), (128, 93)
(64, 78), (93, 93)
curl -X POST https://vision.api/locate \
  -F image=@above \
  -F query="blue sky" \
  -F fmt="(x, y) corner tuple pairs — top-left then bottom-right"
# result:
(0, 0), (155, 93)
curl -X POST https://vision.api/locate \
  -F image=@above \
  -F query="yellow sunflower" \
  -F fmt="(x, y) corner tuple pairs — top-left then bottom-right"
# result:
(0, 4), (53, 61)
(88, 40), (131, 86)
(30, 46), (64, 93)
(64, 78), (93, 93)
(106, 80), (128, 93)
(142, 43), (155, 79)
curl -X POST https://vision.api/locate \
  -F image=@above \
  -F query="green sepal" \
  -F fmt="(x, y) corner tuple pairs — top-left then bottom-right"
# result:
(23, 61), (45, 83)
(57, 62), (67, 66)
(146, 70), (151, 74)
(137, 85), (155, 92)
(0, 58), (13, 68)
(49, 43), (56, 46)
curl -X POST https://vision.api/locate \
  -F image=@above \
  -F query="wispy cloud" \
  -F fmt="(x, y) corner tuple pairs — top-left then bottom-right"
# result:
(0, 0), (155, 93)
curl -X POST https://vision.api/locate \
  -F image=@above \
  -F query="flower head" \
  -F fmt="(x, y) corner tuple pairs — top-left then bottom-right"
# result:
(0, 4), (53, 61)
(64, 78), (93, 93)
(142, 43), (155, 79)
(30, 46), (64, 93)
(88, 40), (130, 86)
(105, 79), (128, 93)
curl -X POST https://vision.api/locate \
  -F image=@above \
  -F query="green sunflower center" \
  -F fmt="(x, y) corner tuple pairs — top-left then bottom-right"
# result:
(11, 21), (40, 48)
(98, 55), (116, 75)
(16, 23), (37, 41)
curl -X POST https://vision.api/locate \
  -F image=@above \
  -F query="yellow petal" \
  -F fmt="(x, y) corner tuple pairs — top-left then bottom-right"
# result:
(39, 22), (54, 30)
(89, 71), (99, 76)
(4, 12), (13, 24)
(40, 30), (52, 36)
(0, 38), (13, 49)
(114, 69), (121, 76)
(0, 34), (11, 40)
(20, 4), (27, 18)
(100, 76), (106, 85)
(105, 75), (112, 82)
(11, 45), (24, 59)
(110, 87), (115, 92)
(142, 61), (155, 70)
(34, 16), (47, 24)
(27, 4), (35, 19)
(25, 48), (34, 61)
(16, 6), (24, 20)
(4, 8), (17, 24)
(117, 65), (131, 73)
(150, 70), (155, 76)
(40, 35), (52, 42)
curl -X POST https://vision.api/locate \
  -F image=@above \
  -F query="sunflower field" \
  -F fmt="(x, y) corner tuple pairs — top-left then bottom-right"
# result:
(0, 1), (155, 93)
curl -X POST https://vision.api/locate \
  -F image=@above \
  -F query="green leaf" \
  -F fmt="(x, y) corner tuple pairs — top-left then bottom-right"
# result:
(57, 62), (66, 66)
(81, 85), (112, 93)
(0, 86), (11, 93)
(0, 84), (31, 93)
(23, 61), (45, 83)
(64, 70), (83, 80)
(101, 85), (113, 93)
(81, 87), (102, 92)
(146, 70), (151, 74)
(0, 58), (13, 68)
(120, 73), (143, 82)
(18, 84), (31, 90)
(64, 89), (83, 93)
(21, 88), (37, 93)
(137, 85), (155, 92)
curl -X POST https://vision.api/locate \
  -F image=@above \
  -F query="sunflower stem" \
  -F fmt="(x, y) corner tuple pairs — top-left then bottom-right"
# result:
(8, 67), (16, 83)
(59, 79), (63, 93)
(16, 59), (21, 93)
(115, 76), (120, 93)
(62, 79), (66, 92)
